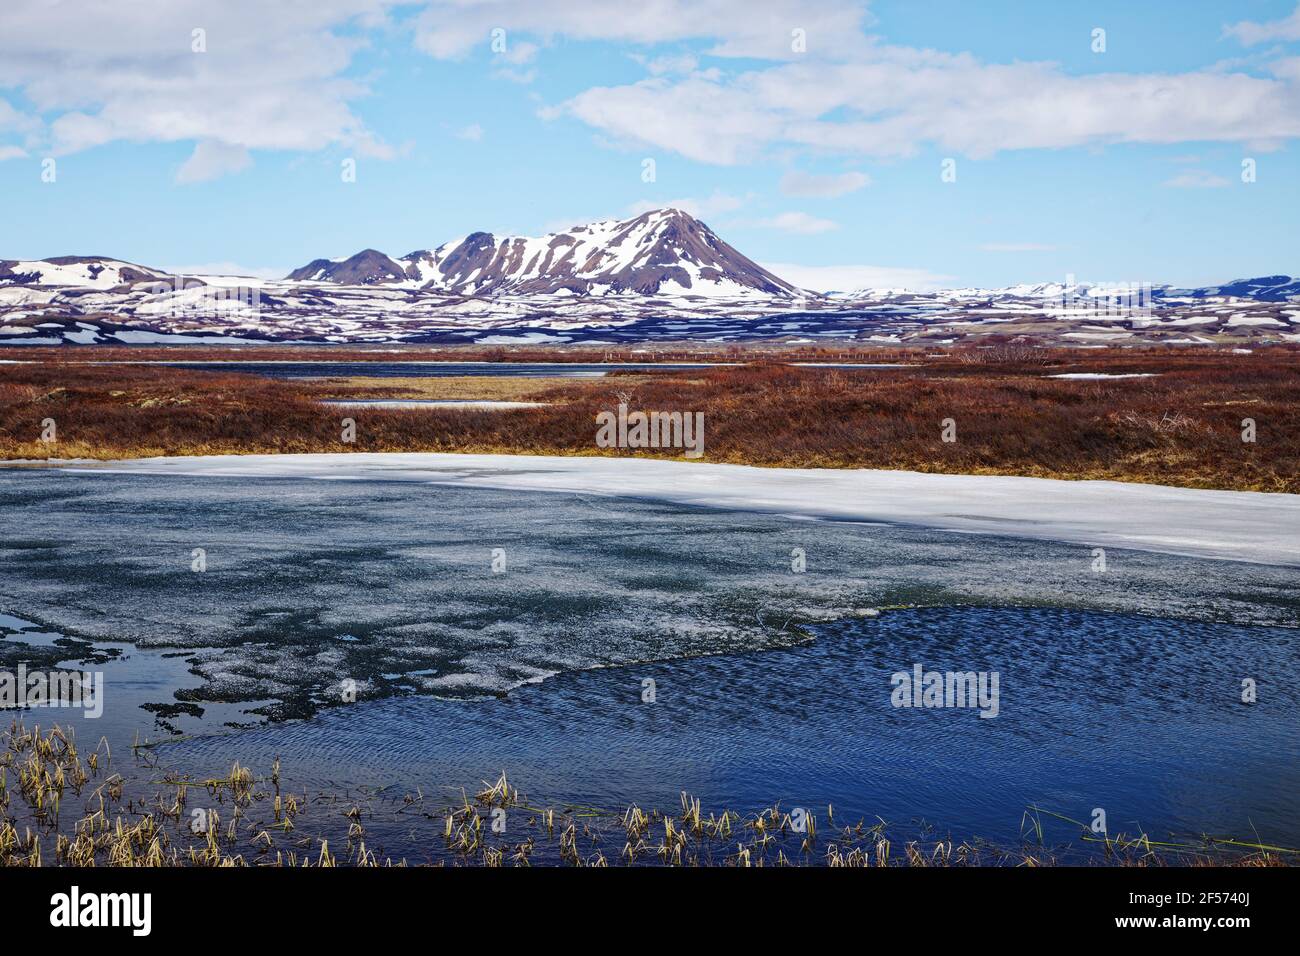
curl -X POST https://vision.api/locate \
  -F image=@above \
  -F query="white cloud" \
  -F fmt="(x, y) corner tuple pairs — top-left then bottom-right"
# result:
(1163, 169), (1231, 188)
(415, 1), (1300, 165)
(0, 145), (28, 162)
(0, 1), (396, 178)
(7, 1), (1296, 187)
(413, 1), (871, 61)
(556, 76), (778, 164)
(1269, 56), (1300, 82)
(486, 39), (542, 83)
(641, 53), (700, 76)
(500, 40), (540, 65)
(176, 141), (252, 184)
(456, 123), (485, 141)
(1225, 5), (1300, 45)
(979, 243), (1056, 252)
(551, 48), (1300, 164)
(627, 191), (746, 219)
(0, 97), (38, 136)
(754, 211), (839, 234)
(780, 169), (870, 197)
(762, 262), (954, 292)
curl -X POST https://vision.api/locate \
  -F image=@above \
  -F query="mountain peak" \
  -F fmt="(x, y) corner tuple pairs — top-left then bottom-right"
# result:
(621, 207), (708, 233)
(636, 205), (698, 220)
(286, 210), (801, 298)
(286, 248), (406, 285)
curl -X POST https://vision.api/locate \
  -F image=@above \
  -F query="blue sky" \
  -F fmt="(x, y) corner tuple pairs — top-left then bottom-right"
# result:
(0, 0), (1297, 289)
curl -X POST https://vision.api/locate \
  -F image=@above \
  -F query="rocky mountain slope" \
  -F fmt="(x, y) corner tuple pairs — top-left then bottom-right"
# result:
(287, 209), (801, 298)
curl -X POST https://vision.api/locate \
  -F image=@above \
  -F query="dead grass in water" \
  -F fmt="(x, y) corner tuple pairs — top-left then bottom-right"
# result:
(1, 724), (1290, 868)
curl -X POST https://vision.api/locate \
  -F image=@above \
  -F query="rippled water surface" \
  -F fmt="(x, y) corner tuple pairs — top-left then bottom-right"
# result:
(1, 468), (1297, 851)
(167, 605), (1300, 849)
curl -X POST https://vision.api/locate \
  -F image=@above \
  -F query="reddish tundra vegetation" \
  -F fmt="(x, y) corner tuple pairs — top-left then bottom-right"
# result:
(0, 344), (1296, 493)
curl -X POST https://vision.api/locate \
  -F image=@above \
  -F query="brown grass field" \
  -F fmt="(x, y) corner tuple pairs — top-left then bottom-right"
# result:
(1, 344), (1296, 493)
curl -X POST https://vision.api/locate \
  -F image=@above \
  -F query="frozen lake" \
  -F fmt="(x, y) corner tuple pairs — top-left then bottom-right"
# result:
(1, 464), (1297, 853)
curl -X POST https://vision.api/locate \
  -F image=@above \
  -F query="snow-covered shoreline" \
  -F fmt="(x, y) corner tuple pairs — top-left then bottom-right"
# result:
(14, 452), (1300, 566)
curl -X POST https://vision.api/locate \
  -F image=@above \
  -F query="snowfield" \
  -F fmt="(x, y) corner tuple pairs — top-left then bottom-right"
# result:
(1046, 372), (1158, 380)
(44, 453), (1300, 566)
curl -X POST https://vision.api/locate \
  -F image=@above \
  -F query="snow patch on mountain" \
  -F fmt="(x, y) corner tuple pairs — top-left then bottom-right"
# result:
(289, 209), (805, 299)
(0, 256), (171, 290)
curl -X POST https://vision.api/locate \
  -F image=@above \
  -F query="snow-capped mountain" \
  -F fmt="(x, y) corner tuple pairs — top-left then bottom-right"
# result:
(0, 256), (171, 290)
(287, 209), (802, 298)
(1169, 275), (1300, 302)
(1, 223), (1296, 345)
(286, 249), (409, 286)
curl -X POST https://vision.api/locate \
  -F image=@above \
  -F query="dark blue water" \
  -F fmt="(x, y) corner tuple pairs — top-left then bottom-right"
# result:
(165, 605), (1300, 852)
(3, 469), (1298, 860)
